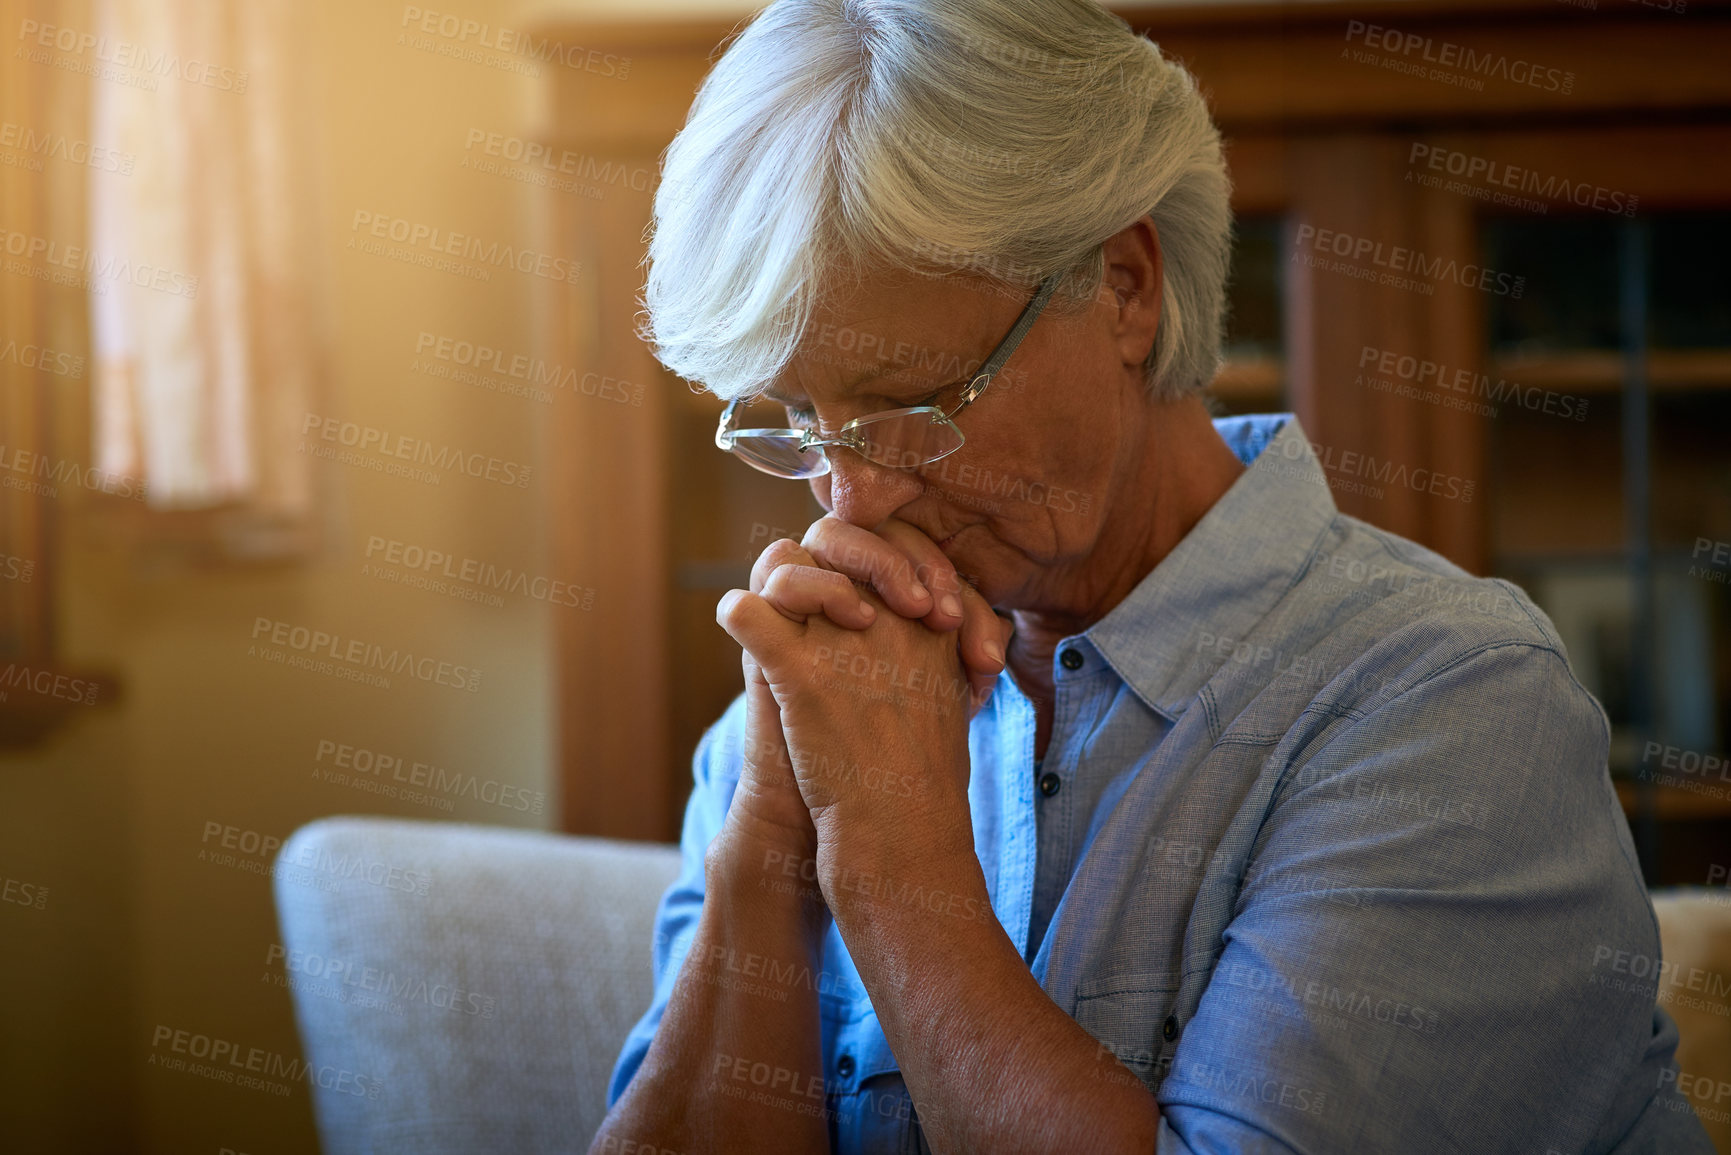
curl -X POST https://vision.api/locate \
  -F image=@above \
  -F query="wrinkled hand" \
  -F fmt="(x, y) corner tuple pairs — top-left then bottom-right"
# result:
(717, 575), (979, 870)
(791, 516), (1012, 713)
(721, 539), (875, 856)
(719, 516), (1010, 859)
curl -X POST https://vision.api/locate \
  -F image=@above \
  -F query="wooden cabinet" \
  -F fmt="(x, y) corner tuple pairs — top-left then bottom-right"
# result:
(533, 1), (1731, 850)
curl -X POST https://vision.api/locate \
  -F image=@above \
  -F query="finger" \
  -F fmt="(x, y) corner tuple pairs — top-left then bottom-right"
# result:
(716, 589), (802, 671)
(760, 564), (877, 629)
(948, 578), (1008, 685)
(751, 536), (817, 596)
(739, 653), (789, 768)
(874, 519), (969, 630)
(963, 613), (1016, 719)
(802, 516), (935, 621)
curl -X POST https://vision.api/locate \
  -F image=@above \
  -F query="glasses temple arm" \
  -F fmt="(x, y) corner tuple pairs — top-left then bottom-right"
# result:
(954, 274), (1061, 410)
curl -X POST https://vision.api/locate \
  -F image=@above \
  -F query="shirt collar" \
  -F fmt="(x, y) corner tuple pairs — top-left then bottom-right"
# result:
(1083, 413), (1337, 721)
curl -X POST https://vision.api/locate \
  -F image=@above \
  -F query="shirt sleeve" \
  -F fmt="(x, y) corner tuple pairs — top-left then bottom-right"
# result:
(605, 692), (747, 1107)
(1156, 641), (1715, 1155)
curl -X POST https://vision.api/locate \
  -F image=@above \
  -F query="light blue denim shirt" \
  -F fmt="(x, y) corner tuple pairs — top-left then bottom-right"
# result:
(609, 414), (1712, 1154)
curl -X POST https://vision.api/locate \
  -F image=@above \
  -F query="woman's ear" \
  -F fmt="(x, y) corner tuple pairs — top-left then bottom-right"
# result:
(1100, 216), (1163, 368)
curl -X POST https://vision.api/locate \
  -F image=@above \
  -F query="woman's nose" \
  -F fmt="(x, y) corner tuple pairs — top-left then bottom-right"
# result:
(815, 449), (923, 529)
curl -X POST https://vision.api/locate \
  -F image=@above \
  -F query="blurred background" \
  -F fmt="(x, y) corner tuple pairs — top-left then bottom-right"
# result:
(0, 0), (1727, 1151)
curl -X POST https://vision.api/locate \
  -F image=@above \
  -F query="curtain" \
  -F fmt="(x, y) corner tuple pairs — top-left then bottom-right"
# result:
(88, 0), (321, 524)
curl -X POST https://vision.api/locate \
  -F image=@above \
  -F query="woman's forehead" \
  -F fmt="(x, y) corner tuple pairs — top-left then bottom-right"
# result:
(771, 276), (1010, 401)
(809, 271), (1016, 346)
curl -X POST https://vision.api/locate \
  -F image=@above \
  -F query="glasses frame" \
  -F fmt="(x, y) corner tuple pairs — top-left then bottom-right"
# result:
(714, 273), (1061, 479)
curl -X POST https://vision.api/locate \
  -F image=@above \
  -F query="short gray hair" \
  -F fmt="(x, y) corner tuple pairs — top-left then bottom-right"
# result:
(643, 0), (1233, 404)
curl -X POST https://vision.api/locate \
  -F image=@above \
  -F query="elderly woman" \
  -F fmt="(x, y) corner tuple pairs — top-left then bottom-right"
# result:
(592, 2), (1711, 1153)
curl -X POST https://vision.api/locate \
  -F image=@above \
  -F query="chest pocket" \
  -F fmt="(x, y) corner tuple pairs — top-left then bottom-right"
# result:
(1073, 981), (1179, 1097)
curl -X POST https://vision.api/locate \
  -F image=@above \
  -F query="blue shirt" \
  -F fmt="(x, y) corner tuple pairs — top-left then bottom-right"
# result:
(609, 413), (1713, 1154)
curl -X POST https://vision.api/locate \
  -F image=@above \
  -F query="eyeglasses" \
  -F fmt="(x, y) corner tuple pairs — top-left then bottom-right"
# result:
(714, 274), (1060, 479)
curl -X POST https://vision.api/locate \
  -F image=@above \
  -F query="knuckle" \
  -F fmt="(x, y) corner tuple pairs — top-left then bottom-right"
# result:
(752, 539), (809, 587)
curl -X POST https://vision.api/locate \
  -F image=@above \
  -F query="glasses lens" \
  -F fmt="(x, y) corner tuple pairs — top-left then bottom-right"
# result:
(729, 434), (829, 479)
(848, 410), (963, 470)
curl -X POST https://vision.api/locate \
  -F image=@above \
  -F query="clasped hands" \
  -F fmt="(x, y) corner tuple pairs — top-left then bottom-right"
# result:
(715, 516), (1014, 890)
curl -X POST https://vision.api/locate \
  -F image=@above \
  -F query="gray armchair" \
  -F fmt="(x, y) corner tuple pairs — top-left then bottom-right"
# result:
(275, 817), (1731, 1155)
(272, 817), (679, 1155)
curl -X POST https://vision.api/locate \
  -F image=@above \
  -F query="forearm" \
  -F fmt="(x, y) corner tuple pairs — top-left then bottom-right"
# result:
(821, 839), (1159, 1155)
(591, 824), (834, 1155)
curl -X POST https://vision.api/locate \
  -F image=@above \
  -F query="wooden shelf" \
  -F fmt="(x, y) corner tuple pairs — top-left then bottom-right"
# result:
(1489, 350), (1731, 393)
(1210, 356), (1284, 405)
(1617, 781), (1731, 822)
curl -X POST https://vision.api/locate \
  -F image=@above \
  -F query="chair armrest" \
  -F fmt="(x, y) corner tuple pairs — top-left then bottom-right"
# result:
(273, 816), (679, 1155)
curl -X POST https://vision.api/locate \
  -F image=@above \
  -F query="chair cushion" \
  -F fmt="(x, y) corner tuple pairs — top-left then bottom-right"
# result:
(273, 817), (679, 1155)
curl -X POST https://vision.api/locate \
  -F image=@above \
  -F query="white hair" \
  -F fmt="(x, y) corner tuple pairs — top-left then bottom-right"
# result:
(643, 0), (1233, 404)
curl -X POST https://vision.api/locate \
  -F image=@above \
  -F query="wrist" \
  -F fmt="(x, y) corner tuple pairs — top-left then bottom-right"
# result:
(706, 821), (831, 942)
(814, 822), (990, 932)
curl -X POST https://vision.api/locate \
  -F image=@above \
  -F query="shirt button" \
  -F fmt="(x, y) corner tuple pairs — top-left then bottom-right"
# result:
(1060, 648), (1084, 671)
(1039, 771), (1062, 797)
(837, 1054), (855, 1079)
(1162, 1015), (1179, 1041)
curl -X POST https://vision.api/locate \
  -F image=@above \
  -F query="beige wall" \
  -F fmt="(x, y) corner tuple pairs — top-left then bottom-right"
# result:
(0, 1), (583, 1149)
